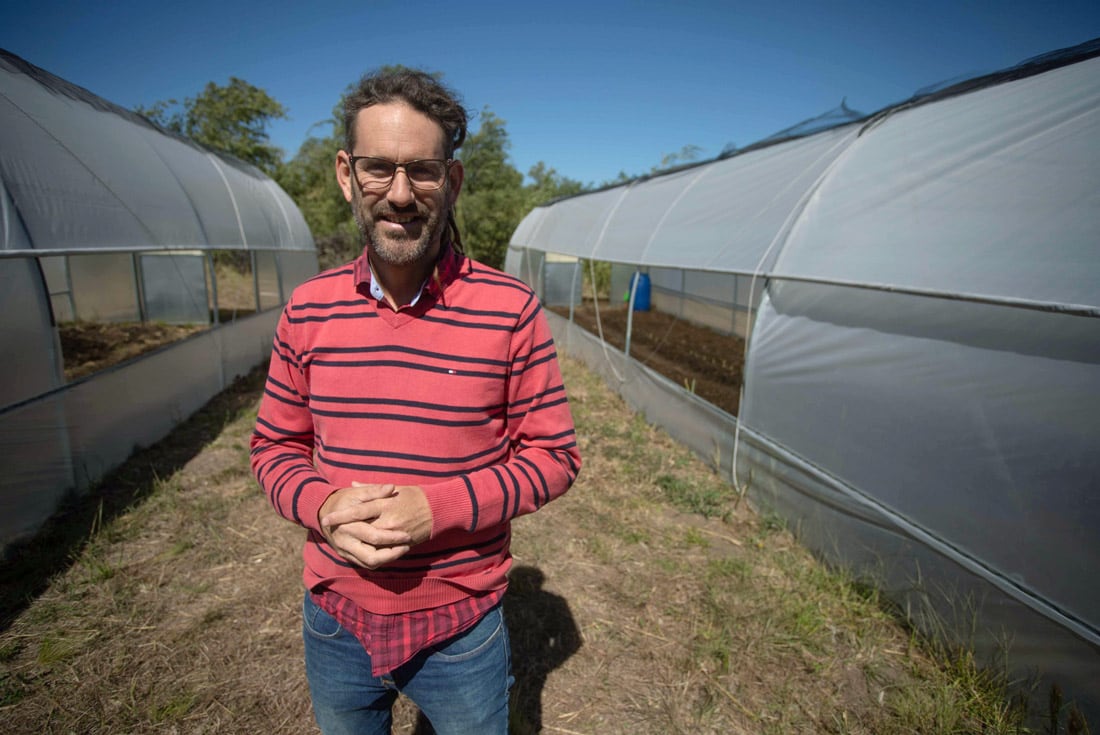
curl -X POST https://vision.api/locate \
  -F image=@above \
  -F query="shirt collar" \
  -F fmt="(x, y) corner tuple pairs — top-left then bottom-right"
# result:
(368, 259), (427, 307)
(353, 242), (462, 306)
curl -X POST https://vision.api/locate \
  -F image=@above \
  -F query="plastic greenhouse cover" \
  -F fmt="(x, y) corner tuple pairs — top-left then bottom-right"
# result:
(0, 50), (313, 253)
(773, 55), (1100, 311)
(512, 50), (1099, 313)
(513, 125), (858, 274)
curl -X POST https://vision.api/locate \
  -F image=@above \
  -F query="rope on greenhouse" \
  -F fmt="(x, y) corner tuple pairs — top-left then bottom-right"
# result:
(589, 258), (626, 383)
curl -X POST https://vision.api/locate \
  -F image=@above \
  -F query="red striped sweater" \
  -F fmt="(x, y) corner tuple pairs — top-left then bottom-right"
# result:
(250, 246), (580, 617)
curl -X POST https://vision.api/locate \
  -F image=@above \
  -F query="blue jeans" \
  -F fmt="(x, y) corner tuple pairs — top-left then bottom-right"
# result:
(302, 592), (513, 735)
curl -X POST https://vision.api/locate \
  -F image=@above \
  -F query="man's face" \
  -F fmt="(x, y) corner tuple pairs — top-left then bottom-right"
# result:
(337, 102), (463, 269)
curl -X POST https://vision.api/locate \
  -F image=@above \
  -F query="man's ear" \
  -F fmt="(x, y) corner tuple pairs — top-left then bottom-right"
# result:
(335, 150), (354, 203)
(446, 159), (464, 206)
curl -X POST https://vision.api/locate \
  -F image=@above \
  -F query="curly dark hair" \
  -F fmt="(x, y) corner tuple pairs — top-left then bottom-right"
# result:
(343, 67), (468, 158)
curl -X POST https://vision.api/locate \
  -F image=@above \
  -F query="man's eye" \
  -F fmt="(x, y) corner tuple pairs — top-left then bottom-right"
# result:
(363, 161), (393, 177)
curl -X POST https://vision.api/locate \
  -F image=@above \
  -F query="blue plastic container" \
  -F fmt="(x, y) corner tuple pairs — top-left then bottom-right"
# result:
(631, 272), (651, 311)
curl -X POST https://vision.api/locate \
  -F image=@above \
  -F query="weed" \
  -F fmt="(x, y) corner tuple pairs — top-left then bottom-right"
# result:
(682, 527), (708, 548)
(37, 634), (80, 666)
(705, 556), (750, 585)
(655, 473), (732, 519)
(617, 528), (650, 545)
(149, 691), (198, 722)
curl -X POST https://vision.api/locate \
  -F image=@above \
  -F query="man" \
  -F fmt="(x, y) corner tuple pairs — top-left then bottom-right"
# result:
(250, 68), (581, 734)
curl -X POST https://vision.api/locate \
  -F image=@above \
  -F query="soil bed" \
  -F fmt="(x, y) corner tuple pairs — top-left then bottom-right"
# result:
(58, 321), (207, 381)
(551, 302), (745, 415)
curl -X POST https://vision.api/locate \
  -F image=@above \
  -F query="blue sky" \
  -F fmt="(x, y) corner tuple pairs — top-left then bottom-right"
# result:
(2, 1), (1098, 187)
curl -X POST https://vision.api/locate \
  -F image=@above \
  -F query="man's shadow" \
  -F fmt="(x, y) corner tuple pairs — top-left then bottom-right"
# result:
(504, 565), (582, 732)
(412, 564), (581, 734)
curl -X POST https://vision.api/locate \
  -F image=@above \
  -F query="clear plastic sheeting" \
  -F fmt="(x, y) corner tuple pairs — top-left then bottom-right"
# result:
(0, 50), (318, 550)
(511, 126), (858, 273)
(255, 250), (283, 312)
(140, 252), (208, 324)
(0, 51), (313, 254)
(744, 283), (1100, 634)
(510, 40), (1100, 722)
(67, 252), (141, 321)
(0, 313), (278, 546)
(774, 56), (1100, 310)
(0, 257), (60, 407)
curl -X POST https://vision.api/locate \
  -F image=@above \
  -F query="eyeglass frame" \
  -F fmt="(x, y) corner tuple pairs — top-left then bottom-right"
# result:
(345, 154), (456, 192)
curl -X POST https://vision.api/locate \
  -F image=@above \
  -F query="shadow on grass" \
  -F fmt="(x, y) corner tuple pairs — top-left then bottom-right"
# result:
(408, 565), (581, 735)
(0, 366), (266, 631)
(505, 566), (582, 734)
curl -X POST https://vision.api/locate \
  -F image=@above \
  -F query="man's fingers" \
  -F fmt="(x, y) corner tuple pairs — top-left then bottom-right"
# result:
(321, 502), (410, 534)
(355, 544), (411, 570)
(332, 535), (411, 569)
(328, 519), (411, 547)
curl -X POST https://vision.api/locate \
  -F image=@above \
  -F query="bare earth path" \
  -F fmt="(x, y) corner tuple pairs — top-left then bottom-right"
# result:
(1, 354), (995, 734)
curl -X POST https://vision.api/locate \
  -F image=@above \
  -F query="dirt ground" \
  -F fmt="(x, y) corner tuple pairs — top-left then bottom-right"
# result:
(551, 303), (744, 416)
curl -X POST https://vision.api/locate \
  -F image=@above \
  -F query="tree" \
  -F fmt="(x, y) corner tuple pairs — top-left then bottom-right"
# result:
(135, 78), (287, 175)
(275, 96), (356, 268)
(454, 107), (526, 269)
(524, 161), (585, 209)
(277, 129), (357, 269)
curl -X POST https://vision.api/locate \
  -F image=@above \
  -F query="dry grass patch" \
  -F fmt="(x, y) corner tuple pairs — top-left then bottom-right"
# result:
(0, 355), (1033, 734)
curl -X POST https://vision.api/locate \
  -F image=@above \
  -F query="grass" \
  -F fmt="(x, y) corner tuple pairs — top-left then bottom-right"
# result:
(0, 355), (1082, 734)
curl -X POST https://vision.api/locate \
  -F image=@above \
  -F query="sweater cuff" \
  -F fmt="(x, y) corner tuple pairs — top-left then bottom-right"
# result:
(421, 476), (475, 537)
(299, 480), (340, 534)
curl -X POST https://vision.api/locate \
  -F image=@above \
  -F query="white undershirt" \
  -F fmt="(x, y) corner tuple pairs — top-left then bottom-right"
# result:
(368, 261), (428, 308)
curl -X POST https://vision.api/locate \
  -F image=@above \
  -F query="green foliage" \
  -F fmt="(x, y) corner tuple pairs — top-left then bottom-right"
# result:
(455, 107), (525, 269)
(583, 258), (612, 299)
(135, 78), (287, 175)
(275, 123), (350, 249)
(523, 161), (586, 209)
(456, 107), (587, 269)
(655, 473), (734, 519)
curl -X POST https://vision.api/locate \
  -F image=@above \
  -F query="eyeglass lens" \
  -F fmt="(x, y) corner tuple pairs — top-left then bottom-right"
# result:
(354, 157), (446, 189)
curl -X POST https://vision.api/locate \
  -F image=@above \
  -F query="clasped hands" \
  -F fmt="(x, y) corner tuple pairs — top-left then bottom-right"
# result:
(318, 482), (432, 570)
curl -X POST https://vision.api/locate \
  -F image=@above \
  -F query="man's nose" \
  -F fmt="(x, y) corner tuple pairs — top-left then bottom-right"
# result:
(386, 168), (415, 207)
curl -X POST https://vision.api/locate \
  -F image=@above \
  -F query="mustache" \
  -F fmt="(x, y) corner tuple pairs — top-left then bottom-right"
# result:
(373, 202), (424, 218)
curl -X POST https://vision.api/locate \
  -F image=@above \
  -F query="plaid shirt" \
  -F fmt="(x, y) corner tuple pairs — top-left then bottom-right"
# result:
(313, 586), (503, 676)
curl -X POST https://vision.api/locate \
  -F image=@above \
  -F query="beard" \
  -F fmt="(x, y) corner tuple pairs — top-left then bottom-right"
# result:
(351, 188), (448, 267)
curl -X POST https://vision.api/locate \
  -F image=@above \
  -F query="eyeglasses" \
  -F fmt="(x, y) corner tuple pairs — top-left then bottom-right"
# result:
(347, 155), (453, 191)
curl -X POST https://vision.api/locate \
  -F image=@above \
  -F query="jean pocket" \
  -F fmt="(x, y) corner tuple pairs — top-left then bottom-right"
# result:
(431, 606), (506, 663)
(302, 592), (345, 639)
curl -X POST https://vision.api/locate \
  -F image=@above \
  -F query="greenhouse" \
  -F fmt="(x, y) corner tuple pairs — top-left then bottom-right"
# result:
(0, 50), (317, 548)
(508, 40), (1100, 720)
